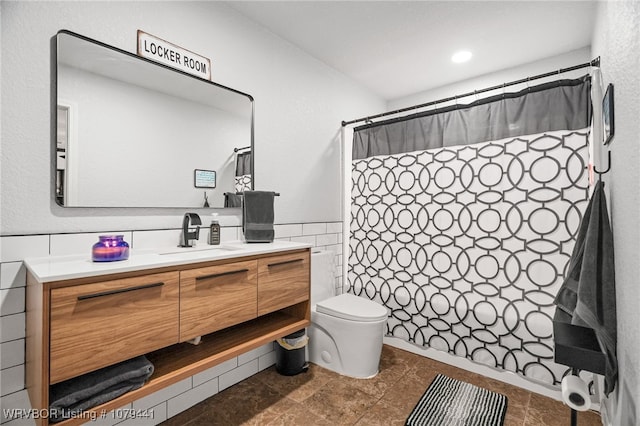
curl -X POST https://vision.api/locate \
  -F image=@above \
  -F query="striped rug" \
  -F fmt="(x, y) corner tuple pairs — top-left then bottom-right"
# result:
(406, 374), (508, 426)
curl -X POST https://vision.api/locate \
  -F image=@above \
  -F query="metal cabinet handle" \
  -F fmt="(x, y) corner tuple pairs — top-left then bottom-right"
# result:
(196, 269), (250, 281)
(77, 282), (164, 300)
(267, 259), (304, 268)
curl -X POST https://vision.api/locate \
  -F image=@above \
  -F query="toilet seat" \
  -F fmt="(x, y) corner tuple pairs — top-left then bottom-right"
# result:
(316, 293), (388, 322)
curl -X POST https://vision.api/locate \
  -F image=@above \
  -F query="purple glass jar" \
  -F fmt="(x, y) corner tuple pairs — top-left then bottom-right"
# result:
(92, 235), (130, 262)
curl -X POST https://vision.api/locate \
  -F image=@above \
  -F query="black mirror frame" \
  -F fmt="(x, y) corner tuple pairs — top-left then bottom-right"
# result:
(52, 29), (254, 208)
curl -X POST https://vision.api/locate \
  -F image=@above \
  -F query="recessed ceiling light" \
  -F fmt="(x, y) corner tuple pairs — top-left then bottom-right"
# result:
(451, 50), (472, 64)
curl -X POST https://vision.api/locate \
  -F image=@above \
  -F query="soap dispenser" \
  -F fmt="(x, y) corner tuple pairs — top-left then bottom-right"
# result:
(208, 213), (220, 245)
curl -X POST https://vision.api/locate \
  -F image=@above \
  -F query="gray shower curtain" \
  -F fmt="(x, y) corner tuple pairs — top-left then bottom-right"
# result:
(353, 76), (590, 159)
(348, 75), (592, 387)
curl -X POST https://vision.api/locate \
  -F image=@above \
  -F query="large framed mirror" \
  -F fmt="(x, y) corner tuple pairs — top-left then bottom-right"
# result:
(55, 30), (254, 208)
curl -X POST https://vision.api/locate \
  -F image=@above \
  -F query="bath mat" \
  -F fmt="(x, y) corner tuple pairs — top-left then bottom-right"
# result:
(406, 374), (507, 426)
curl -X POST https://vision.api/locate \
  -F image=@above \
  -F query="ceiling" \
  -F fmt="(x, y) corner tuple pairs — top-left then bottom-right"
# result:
(226, 1), (597, 101)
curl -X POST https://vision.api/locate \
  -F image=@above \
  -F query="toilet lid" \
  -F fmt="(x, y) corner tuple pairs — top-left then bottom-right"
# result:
(316, 294), (388, 322)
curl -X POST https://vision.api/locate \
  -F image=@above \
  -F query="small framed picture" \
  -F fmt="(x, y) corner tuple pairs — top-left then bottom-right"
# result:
(603, 83), (615, 146)
(194, 169), (216, 188)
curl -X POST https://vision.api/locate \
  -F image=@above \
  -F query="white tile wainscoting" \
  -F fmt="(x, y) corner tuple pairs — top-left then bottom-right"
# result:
(0, 221), (342, 426)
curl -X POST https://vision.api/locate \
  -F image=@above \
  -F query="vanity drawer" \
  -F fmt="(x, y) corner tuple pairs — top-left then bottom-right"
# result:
(180, 260), (258, 341)
(49, 271), (180, 384)
(258, 250), (310, 316)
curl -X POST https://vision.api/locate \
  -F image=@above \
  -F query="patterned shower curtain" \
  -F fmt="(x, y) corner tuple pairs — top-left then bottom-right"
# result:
(347, 77), (591, 387)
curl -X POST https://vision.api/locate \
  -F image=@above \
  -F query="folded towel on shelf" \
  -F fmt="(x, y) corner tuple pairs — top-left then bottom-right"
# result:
(49, 356), (154, 423)
(554, 181), (617, 395)
(242, 191), (275, 243)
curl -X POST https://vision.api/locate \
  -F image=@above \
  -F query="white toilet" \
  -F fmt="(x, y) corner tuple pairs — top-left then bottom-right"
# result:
(307, 250), (388, 378)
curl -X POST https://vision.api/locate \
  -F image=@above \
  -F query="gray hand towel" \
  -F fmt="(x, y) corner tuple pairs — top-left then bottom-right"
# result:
(242, 191), (275, 243)
(224, 193), (243, 208)
(49, 355), (154, 422)
(554, 181), (617, 395)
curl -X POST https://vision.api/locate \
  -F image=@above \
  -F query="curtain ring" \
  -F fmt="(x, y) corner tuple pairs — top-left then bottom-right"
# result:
(502, 83), (506, 99)
(526, 77), (531, 93)
(474, 90), (478, 102)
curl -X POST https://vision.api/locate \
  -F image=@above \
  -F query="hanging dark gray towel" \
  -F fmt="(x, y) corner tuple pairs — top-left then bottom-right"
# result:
(243, 191), (275, 243)
(554, 181), (617, 395)
(554, 188), (596, 315)
(49, 356), (154, 422)
(224, 192), (243, 208)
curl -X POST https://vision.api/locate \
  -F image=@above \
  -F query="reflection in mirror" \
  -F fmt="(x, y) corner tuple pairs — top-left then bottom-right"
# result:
(224, 147), (252, 207)
(55, 30), (254, 208)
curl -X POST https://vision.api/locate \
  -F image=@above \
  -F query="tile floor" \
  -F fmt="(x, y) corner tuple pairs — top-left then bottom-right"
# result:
(161, 345), (602, 425)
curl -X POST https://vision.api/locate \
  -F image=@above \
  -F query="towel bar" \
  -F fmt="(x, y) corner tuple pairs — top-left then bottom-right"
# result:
(226, 191), (280, 196)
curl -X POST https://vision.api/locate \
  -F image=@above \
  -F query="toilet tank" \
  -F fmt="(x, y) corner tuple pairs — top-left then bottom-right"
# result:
(310, 250), (336, 306)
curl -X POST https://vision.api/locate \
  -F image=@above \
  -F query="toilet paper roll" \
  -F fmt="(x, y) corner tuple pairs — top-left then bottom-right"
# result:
(561, 374), (590, 411)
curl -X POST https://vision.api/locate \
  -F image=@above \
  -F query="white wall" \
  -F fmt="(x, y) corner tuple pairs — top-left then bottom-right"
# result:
(590, 2), (640, 425)
(387, 47), (592, 112)
(0, 1), (385, 235)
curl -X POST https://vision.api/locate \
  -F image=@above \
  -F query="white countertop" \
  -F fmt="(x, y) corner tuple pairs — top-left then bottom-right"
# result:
(24, 240), (312, 282)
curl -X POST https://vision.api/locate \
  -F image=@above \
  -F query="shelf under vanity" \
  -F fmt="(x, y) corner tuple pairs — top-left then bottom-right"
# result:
(24, 241), (311, 426)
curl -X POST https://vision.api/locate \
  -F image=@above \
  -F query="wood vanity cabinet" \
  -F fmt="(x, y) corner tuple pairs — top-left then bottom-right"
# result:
(179, 259), (258, 341)
(26, 247), (310, 426)
(49, 271), (180, 384)
(258, 250), (310, 316)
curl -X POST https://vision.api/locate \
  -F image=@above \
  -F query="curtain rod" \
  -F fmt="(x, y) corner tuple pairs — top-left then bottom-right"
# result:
(341, 57), (600, 127)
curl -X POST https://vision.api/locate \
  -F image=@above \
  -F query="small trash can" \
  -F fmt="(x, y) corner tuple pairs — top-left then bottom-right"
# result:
(275, 329), (309, 376)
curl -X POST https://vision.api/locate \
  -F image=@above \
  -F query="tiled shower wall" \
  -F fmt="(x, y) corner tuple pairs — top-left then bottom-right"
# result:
(0, 221), (342, 426)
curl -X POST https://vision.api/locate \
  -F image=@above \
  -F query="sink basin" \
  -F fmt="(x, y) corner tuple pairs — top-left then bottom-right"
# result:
(158, 245), (241, 256)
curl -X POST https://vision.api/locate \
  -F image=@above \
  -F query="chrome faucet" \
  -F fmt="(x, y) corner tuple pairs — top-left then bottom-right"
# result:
(179, 213), (202, 247)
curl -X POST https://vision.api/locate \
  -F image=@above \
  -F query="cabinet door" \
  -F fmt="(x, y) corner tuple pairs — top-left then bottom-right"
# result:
(49, 271), (179, 384)
(258, 250), (310, 316)
(180, 260), (257, 342)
